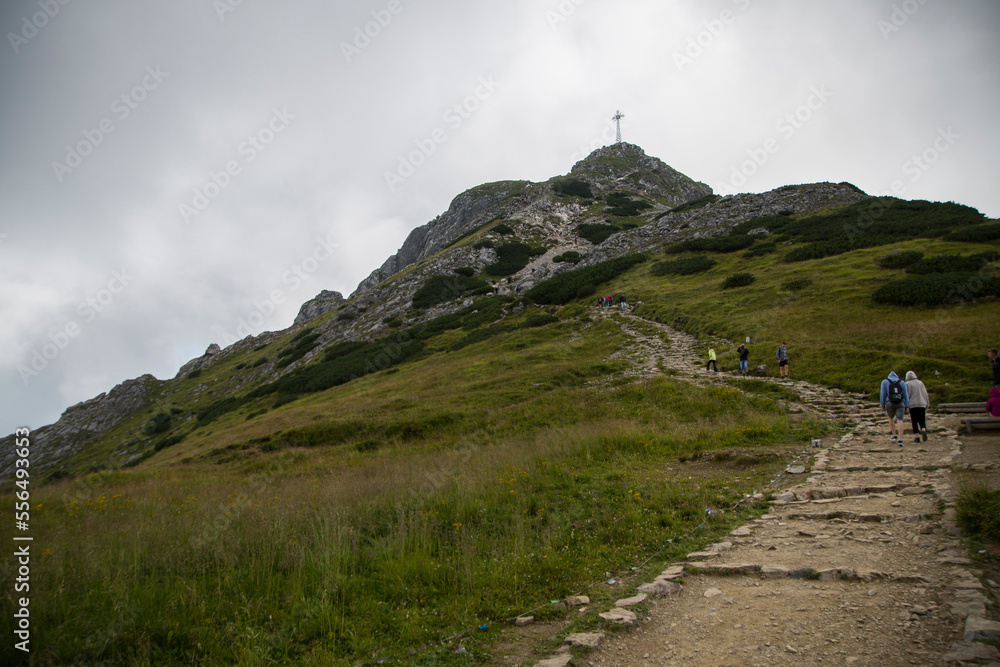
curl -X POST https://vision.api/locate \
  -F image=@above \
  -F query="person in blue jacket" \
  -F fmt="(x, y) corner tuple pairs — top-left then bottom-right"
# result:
(879, 371), (910, 446)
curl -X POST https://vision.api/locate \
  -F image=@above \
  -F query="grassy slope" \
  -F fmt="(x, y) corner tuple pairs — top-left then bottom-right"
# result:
(629, 235), (999, 405)
(3, 310), (824, 666)
(4, 201), (998, 665)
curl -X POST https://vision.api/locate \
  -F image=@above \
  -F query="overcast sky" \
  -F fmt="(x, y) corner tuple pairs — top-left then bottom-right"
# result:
(2, 0), (998, 436)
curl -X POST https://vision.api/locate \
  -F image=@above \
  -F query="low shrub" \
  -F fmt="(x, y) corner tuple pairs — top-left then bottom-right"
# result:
(552, 177), (593, 198)
(522, 313), (559, 328)
(525, 254), (648, 305)
(781, 278), (813, 291)
(944, 222), (1000, 242)
(878, 250), (924, 269)
(453, 267), (476, 277)
(577, 223), (619, 245)
(605, 192), (652, 217)
(871, 272), (1000, 306)
(485, 242), (544, 276)
(722, 273), (756, 289)
(492, 223), (515, 235)
(905, 254), (992, 275)
(144, 412), (171, 436)
(955, 484), (1000, 541)
(650, 255), (716, 276)
(667, 234), (755, 254)
(412, 274), (489, 308)
(554, 251), (582, 263)
(742, 241), (777, 258)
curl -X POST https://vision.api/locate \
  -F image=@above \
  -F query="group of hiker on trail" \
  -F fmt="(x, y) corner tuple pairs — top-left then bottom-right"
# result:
(879, 348), (1000, 445)
(598, 294), (627, 312)
(705, 341), (789, 379)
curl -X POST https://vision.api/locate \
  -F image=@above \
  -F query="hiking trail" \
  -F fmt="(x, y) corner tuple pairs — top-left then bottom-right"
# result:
(505, 308), (1000, 667)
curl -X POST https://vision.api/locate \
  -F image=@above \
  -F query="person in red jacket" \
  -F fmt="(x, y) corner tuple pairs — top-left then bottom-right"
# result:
(988, 387), (1000, 417)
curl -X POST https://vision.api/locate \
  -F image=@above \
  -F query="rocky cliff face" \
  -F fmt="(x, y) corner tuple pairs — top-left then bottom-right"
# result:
(0, 374), (157, 478)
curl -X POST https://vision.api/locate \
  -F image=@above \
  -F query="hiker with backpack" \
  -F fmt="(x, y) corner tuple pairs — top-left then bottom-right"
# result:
(879, 371), (910, 446)
(904, 371), (929, 443)
(737, 344), (750, 377)
(776, 342), (789, 379)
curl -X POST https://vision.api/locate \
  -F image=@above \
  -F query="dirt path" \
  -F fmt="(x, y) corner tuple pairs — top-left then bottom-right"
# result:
(520, 310), (1000, 666)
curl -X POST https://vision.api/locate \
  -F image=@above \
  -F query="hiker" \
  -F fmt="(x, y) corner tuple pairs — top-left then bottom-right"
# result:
(737, 343), (750, 377)
(619, 294), (627, 312)
(706, 347), (717, 373)
(904, 371), (929, 443)
(776, 342), (789, 379)
(987, 387), (1000, 417)
(990, 349), (1000, 387)
(879, 371), (910, 446)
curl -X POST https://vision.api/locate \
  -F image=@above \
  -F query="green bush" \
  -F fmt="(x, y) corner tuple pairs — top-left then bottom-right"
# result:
(275, 332), (321, 367)
(187, 369), (202, 379)
(905, 254), (991, 275)
(485, 242), (543, 276)
(783, 198), (985, 263)
(154, 433), (185, 452)
(667, 234), (755, 254)
(525, 254), (648, 305)
(552, 177), (593, 198)
(492, 222), (514, 235)
(453, 266), (476, 277)
(955, 484), (1000, 541)
(878, 250), (924, 269)
(742, 241), (776, 258)
(781, 278), (813, 291)
(412, 274), (489, 308)
(722, 273), (756, 289)
(871, 272), (1000, 306)
(944, 222), (1000, 242)
(667, 194), (718, 214)
(144, 412), (171, 436)
(651, 255), (716, 276)
(605, 192), (652, 217)
(576, 284), (596, 299)
(577, 223), (620, 245)
(553, 251), (582, 263)
(473, 240), (494, 249)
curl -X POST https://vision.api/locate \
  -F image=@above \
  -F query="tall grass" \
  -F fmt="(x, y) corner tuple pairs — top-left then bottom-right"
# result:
(1, 373), (804, 665)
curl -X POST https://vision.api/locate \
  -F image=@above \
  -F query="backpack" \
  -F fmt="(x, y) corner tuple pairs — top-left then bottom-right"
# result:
(887, 379), (903, 405)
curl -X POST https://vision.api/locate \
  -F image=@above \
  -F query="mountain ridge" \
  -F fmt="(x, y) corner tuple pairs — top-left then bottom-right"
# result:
(3, 143), (874, 479)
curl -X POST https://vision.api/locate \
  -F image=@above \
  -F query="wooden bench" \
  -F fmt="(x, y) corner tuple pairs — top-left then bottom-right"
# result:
(939, 402), (988, 414)
(960, 416), (1000, 434)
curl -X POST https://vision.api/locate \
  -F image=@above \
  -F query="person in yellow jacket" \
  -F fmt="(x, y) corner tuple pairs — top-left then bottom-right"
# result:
(706, 347), (717, 373)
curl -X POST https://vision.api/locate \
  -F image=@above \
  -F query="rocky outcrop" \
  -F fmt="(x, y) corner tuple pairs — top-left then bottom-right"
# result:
(569, 142), (713, 204)
(0, 374), (157, 478)
(175, 343), (224, 379)
(350, 180), (532, 298)
(294, 289), (345, 325)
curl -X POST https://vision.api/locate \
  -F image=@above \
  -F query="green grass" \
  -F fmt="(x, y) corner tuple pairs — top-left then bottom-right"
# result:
(630, 234), (999, 404)
(0, 312), (809, 666)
